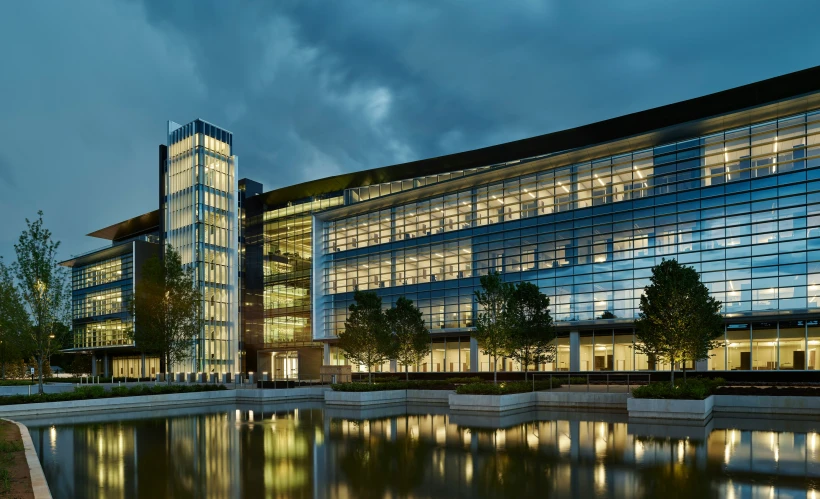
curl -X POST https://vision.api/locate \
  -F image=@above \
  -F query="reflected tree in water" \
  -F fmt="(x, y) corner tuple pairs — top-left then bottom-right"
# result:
(338, 433), (430, 498)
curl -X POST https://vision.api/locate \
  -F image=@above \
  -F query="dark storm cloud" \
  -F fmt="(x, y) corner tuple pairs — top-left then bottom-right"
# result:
(134, 0), (820, 191)
(2, 0), (820, 260)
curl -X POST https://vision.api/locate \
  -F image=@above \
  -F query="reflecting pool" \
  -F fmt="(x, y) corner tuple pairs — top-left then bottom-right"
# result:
(21, 404), (820, 498)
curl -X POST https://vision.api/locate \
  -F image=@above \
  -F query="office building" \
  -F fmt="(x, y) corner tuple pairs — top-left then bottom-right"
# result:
(68, 66), (820, 377)
(63, 119), (239, 375)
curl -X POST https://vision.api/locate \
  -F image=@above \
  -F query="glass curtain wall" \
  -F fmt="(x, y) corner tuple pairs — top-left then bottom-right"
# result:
(166, 121), (236, 373)
(72, 254), (133, 348)
(322, 110), (820, 340)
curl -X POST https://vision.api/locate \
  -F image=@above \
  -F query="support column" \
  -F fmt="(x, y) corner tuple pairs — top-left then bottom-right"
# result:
(389, 359), (397, 373)
(91, 353), (98, 377)
(141, 353), (147, 378)
(323, 343), (330, 365)
(570, 331), (580, 372)
(469, 337), (478, 373)
(103, 353), (110, 377)
(695, 360), (708, 372)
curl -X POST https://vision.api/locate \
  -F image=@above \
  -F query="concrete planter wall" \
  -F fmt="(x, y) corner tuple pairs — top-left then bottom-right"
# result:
(405, 390), (452, 406)
(324, 389), (407, 407)
(448, 392), (535, 413)
(535, 391), (630, 411)
(627, 395), (714, 421)
(0, 389), (238, 419)
(714, 395), (820, 416)
(235, 386), (329, 403)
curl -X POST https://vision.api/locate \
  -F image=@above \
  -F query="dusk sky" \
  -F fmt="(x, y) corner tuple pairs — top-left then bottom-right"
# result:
(2, 0), (819, 262)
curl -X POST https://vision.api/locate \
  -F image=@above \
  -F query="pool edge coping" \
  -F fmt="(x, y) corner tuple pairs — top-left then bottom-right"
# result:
(5, 418), (52, 499)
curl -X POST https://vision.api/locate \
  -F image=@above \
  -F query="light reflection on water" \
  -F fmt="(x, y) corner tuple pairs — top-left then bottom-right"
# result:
(21, 405), (820, 498)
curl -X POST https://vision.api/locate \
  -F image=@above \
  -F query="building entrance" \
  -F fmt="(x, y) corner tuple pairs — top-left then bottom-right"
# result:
(272, 351), (299, 380)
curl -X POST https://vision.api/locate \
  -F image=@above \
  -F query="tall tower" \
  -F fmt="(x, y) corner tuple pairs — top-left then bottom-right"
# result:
(164, 119), (238, 373)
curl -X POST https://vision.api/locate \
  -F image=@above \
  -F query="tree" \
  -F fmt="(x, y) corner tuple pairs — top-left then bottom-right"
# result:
(507, 282), (556, 380)
(337, 291), (394, 383)
(600, 311), (616, 319)
(634, 259), (723, 386)
(386, 297), (430, 381)
(12, 211), (71, 394)
(0, 259), (29, 379)
(474, 271), (513, 384)
(128, 246), (203, 381)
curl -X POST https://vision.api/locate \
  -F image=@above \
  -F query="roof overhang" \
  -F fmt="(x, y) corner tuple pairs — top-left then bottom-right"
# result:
(317, 81), (820, 221)
(252, 64), (820, 214)
(87, 210), (160, 241)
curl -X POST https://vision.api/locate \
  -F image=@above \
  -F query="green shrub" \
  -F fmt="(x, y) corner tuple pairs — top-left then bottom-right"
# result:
(331, 380), (457, 392)
(372, 376), (400, 383)
(74, 385), (106, 398)
(631, 377), (725, 400)
(445, 377), (483, 384)
(455, 380), (558, 395)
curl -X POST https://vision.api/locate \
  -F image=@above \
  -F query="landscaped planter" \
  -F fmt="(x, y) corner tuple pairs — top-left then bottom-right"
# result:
(627, 395), (714, 421)
(448, 392), (535, 413)
(324, 389), (407, 407)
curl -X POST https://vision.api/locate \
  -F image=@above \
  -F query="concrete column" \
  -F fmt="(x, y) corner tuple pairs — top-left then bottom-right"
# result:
(389, 359), (397, 373)
(103, 353), (110, 377)
(141, 353), (146, 378)
(91, 353), (98, 376)
(569, 331), (580, 372)
(695, 360), (708, 372)
(323, 343), (331, 365)
(469, 337), (479, 373)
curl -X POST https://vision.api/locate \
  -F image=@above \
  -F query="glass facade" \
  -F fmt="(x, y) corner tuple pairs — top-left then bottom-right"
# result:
(243, 196), (343, 376)
(313, 105), (820, 372)
(261, 199), (340, 346)
(71, 253), (132, 349)
(165, 120), (238, 373)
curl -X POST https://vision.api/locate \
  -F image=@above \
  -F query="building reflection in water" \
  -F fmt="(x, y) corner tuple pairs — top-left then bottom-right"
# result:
(23, 408), (820, 498)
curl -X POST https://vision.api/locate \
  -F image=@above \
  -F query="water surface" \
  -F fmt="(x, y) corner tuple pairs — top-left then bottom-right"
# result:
(22, 404), (820, 498)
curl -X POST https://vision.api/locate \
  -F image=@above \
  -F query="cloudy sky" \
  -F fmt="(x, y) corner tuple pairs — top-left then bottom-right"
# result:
(1, 0), (819, 262)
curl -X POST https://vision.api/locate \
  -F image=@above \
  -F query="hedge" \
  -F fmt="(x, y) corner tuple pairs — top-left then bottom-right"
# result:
(0, 384), (228, 405)
(631, 378), (725, 400)
(331, 380), (456, 392)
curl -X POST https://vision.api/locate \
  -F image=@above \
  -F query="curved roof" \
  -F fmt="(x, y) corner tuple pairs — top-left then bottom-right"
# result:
(248, 64), (820, 212)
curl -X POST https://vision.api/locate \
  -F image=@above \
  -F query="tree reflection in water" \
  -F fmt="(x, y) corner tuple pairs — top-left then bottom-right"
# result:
(338, 431), (430, 499)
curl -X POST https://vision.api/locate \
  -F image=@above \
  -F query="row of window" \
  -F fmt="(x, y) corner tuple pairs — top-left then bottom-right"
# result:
(73, 287), (128, 320)
(73, 319), (131, 348)
(71, 255), (131, 292)
(325, 110), (820, 254)
(327, 322), (820, 372)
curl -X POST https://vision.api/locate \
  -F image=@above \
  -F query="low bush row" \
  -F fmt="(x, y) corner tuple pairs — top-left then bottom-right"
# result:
(455, 380), (557, 395)
(331, 380), (455, 392)
(631, 377), (725, 400)
(0, 383), (228, 406)
(333, 377), (590, 393)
